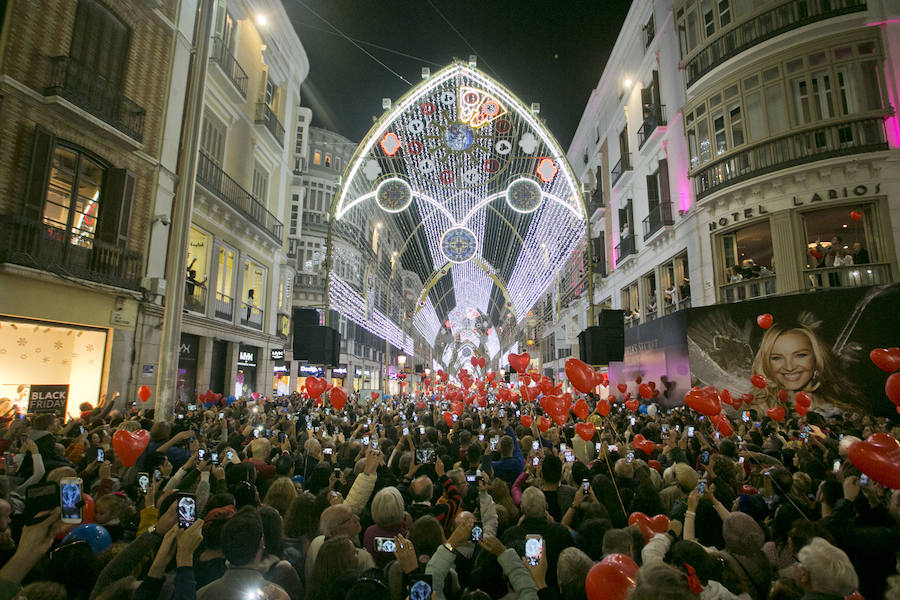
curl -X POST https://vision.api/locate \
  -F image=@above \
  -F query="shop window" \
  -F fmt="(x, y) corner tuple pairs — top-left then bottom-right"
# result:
(186, 227), (210, 313)
(43, 145), (104, 248)
(215, 245), (236, 319)
(717, 220), (776, 302)
(801, 204), (884, 289)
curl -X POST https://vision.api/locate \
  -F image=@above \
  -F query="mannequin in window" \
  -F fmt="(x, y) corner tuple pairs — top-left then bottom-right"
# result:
(646, 293), (657, 314)
(246, 288), (255, 321)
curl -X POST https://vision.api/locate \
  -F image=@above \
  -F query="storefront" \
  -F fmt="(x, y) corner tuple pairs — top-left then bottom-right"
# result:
(331, 365), (347, 387)
(296, 363), (324, 394)
(0, 316), (109, 421)
(177, 333), (199, 404)
(271, 348), (290, 396)
(235, 344), (259, 398)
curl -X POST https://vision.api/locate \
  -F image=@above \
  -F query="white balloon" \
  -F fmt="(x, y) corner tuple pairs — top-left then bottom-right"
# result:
(647, 404), (658, 417)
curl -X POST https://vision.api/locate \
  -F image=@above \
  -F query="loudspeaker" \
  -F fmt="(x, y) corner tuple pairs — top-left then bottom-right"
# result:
(597, 308), (625, 329)
(292, 308), (320, 327)
(578, 325), (625, 365)
(293, 325), (341, 366)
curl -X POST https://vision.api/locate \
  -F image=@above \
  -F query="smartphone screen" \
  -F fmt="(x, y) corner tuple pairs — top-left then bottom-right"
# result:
(323, 447), (333, 455)
(559, 443), (566, 453)
(198, 449), (206, 460)
(565, 449), (575, 463)
(626, 452), (634, 463)
(697, 481), (706, 494)
(859, 474), (869, 486)
(688, 426), (695, 438)
(419, 426), (425, 435)
(832, 460), (840, 474)
(532, 456), (540, 466)
(403, 427), (409, 436)
(211, 452), (219, 465)
(60, 478), (83, 524)
(595, 442), (602, 452)
(177, 493), (196, 529)
(3, 452), (15, 474)
(409, 577), (433, 600)
(532, 441), (540, 451)
(630, 417), (636, 426)
(742, 411), (750, 422)
(478, 434), (484, 442)
(471, 522), (484, 542)
(701, 450), (710, 464)
(96, 448), (104, 463)
(525, 535), (544, 566)
(153, 469), (162, 481)
(582, 479), (591, 493)
(138, 472), (150, 494)
(375, 536), (397, 553)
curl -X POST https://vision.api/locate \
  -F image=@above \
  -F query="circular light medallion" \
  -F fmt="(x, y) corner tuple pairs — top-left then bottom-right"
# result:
(441, 226), (478, 264)
(505, 177), (543, 213)
(444, 123), (475, 151)
(375, 177), (413, 213)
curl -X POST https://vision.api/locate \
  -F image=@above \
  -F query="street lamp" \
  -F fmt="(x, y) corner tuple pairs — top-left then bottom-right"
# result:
(398, 355), (407, 367)
(424, 368), (431, 376)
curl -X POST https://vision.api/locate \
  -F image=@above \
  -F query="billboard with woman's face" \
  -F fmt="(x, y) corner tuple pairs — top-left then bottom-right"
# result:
(685, 284), (900, 418)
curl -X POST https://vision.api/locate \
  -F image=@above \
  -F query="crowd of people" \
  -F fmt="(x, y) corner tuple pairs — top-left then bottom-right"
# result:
(0, 386), (898, 600)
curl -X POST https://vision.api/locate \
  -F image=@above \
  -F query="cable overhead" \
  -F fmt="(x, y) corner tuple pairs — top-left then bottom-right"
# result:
(296, 22), (443, 68)
(425, 0), (500, 79)
(293, 0), (413, 86)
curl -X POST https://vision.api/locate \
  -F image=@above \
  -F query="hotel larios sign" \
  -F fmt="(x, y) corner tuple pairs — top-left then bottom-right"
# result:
(708, 183), (880, 231)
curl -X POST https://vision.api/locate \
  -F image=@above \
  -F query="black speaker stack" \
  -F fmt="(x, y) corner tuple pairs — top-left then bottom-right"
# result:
(292, 308), (341, 366)
(578, 308), (625, 365)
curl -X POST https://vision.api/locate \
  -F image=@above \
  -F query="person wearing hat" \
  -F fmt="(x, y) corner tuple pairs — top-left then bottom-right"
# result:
(719, 512), (772, 600)
(659, 463), (698, 514)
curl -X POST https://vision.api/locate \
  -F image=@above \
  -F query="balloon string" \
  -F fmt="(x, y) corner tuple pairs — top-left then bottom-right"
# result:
(592, 396), (627, 520)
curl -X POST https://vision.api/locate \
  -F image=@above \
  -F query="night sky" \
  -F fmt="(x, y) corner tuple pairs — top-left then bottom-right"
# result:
(283, 0), (632, 146)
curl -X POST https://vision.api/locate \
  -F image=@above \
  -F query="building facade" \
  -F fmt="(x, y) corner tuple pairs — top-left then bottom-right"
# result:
(134, 0), (308, 403)
(0, 0), (180, 418)
(557, 0), (900, 373)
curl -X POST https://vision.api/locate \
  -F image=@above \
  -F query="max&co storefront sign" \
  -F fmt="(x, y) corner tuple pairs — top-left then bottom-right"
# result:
(238, 346), (258, 368)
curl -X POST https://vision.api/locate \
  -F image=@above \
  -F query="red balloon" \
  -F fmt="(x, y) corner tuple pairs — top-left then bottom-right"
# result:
(452, 401), (464, 417)
(442, 411), (454, 427)
(628, 512), (670, 542)
(112, 429), (149, 467)
(638, 383), (653, 399)
(596, 399), (611, 416)
(306, 377), (327, 399)
(507, 352), (531, 373)
(870, 348), (900, 373)
(470, 356), (478, 368)
(751, 374), (767, 389)
(777, 389), (789, 403)
(330, 387), (348, 410)
(719, 389), (734, 406)
(684, 386), (721, 416)
(586, 554), (637, 600)
(715, 415), (734, 437)
(886, 373), (900, 409)
(648, 459), (661, 471)
(551, 411), (568, 426)
(850, 210), (863, 222)
(538, 416), (551, 433)
(82, 493), (95, 524)
(633, 434), (655, 455)
(634, 376), (642, 384)
(624, 399), (639, 411)
(795, 404), (809, 416)
(575, 422), (595, 442)
(478, 357), (486, 369)
(766, 405), (786, 422)
(520, 414), (533, 428)
(794, 391), (811, 407)
(848, 433), (900, 489)
(416, 401), (426, 410)
(371, 392), (379, 401)
(757, 313), (774, 329)
(616, 383), (628, 394)
(137, 385), (152, 403)
(565, 358), (596, 394)
(540, 377), (555, 396)
(572, 399), (590, 420)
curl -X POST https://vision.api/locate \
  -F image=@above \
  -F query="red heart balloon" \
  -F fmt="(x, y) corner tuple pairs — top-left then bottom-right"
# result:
(508, 352), (531, 373)
(470, 356), (478, 368)
(371, 392), (380, 401)
(112, 429), (150, 467)
(871, 348), (900, 373)
(777, 389), (789, 402)
(330, 387), (348, 410)
(616, 383), (628, 394)
(684, 386), (721, 416)
(137, 385), (152, 403)
(540, 377), (554, 396)
(794, 391), (811, 407)
(520, 414), (533, 428)
(795, 404), (809, 416)
(575, 422), (595, 442)
(486, 371), (496, 382)
(596, 399), (611, 416)
(586, 555), (637, 600)
(766, 405), (786, 422)
(638, 383), (653, 399)
(476, 395), (487, 408)
(628, 512), (670, 542)
(538, 416), (551, 433)
(572, 399), (590, 420)
(565, 358), (596, 394)
(850, 210), (863, 222)
(751, 374), (767, 389)
(810, 250), (823, 260)
(478, 357), (486, 369)
(452, 401), (464, 416)
(635, 376), (643, 385)
(757, 313), (774, 329)
(848, 433), (900, 489)
(715, 415), (734, 437)
(648, 459), (661, 471)
(416, 401), (426, 410)
(625, 399), (639, 411)
(442, 411), (454, 427)
(886, 373), (900, 409)
(306, 377), (327, 399)
(719, 389), (733, 406)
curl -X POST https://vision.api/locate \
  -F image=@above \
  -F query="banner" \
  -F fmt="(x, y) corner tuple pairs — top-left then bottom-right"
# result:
(29, 384), (69, 418)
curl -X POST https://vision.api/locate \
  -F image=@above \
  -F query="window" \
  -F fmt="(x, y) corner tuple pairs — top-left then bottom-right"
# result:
(313, 150), (321, 165)
(295, 125), (304, 154)
(69, 0), (130, 90)
(242, 258), (266, 324)
(43, 145), (105, 248)
(216, 245), (236, 302)
(186, 228), (210, 311)
(324, 154), (332, 168)
(800, 204), (883, 288)
(717, 220), (775, 302)
(252, 163), (268, 203)
(289, 204), (298, 236)
(265, 78), (276, 107)
(200, 113), (226, 164)
(642, 271), (658, 320)
(729, 103), (744, 147)
(717, 0), (730, 27)
(662, 251), (690, 312)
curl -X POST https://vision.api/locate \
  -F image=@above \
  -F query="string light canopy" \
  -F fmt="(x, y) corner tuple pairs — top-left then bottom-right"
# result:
(331, 61), (586, 363)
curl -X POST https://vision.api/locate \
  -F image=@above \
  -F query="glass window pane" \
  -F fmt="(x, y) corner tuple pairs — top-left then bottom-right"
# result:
(765, 84), (788, 134)
(746, 90), (766, 142)
(44, 147), (78, 232)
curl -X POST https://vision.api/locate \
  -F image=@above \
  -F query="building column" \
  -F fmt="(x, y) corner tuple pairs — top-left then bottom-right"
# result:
(770, 211), (803, 295)
(196, 336), (213, 396)
(225, 341), (239, 397)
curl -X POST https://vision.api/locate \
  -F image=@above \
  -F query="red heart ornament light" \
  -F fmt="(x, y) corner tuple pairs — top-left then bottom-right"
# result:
(507, 352), (530, 373)
(520, 414), (533, 428)
(575, 422), (595, 442)
(628, 512), (670, 542)
(850, 210), (863, 221)
(572, 399), (590, 420)
(112, 429), (150, 467)
(137, 385), (152, 403)
(756, 313), (773, 329)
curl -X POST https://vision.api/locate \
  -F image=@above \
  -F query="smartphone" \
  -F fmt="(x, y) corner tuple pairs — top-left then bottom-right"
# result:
(419, 426), (425, 435)
(137, 472), (150, 494)
(738, 456), (745, 464)
(471, 521), (484, 542)
(859, 474), (869, 486)
(478, 433), (484, 442)
(467, 474), (477, 483)
(595, 442), (602, 452)
(96, 448), (105, 463)
(701, 450), (710, 465)
(609, 444), (618, 452)
(3, 452), (15, 474)
(697, 481), (706, 494)
(416, 448), (436, 464)
(490, 436), (499, 451)
(176, 492), (196, 529)
(532, 456), (540, 466)
(715, 432), (721, 441)
(153, 469), (162, 481)
(688, 426), (695, 438)
(323, 447), (333, 455)
(403, 427), (409, 436)
(452, 414), (458, 422)
(662, 425), (669, 437)
(565, 449), (575, 463)
(371, 440), (379, 450)
(582, 479), (591, 493)
(226, 450), (234, 461)
(374, 536), (397, 553)
(832, 460), (841, 474)
(211, 452), (219, 465)
(60, 477), (83, 524)
(499, 409), (505, 418)
(626, 451), (634, 463)
(362, 435), (370, 445)
(198, 448), (206, 461)
(630, 417), (636, 426)
(481, 423), (486, 430)
(742, 411), (750, 422)
(219, 412), (225, 419)
(25, 482), (59, 525)
(188, 404), (196, 411)
(559, 443), (567, 453)
(409, 575), (433, 600)
(532, 440), (540, 452)
(525, 534), (544, 566)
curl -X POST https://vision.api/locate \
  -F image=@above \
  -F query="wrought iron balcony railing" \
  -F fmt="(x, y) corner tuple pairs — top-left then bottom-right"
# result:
(196, 152), (283, 243)
(210, 36), (248, 99)
(45, 56), (146, 142)
(642, 201), (674, 240)
(184, 283), (207, 314)
(802, 263), (891, 290)
(611, 153), (632, 187)
(684, 0), (866, 88)
(0, 214), (142, 289)
(614, 234), (636, 263)
(214, 292), (233, 321)
(255, 102), (285, 147)
(637, 104), (667, 149)
(240, 302), (263, 330)
(719, 275), (778, 303)
(693, 117), (887, 200)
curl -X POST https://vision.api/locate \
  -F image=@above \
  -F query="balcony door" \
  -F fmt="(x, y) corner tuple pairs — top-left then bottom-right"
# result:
(69, 0), (130, 91)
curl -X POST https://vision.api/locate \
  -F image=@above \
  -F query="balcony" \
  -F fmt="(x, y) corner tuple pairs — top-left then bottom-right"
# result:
(589, 188), (604, 215)
(803, 263), (891, 290)
(214, 292), (233, 321)
(196, 152), (283, 243)
(45, 56), (145, 142)
(611, 154), (632, 188)
(240, 302), (263, 330)
(694, 117), (887, 200)
(615, 234), (636, 263)
(184, 282), (207, 314)
(209, 36), (248, 99)
(642, 201), (674, 240)
(0, 215), (142, 289)
(255, 102), (285, 147)
(637, 105), (667, 149)
(684, 0), (867, 88)
(302, 211), (328, 233)
(719, 275), (777, 303)
(664, 296), (691, 315)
